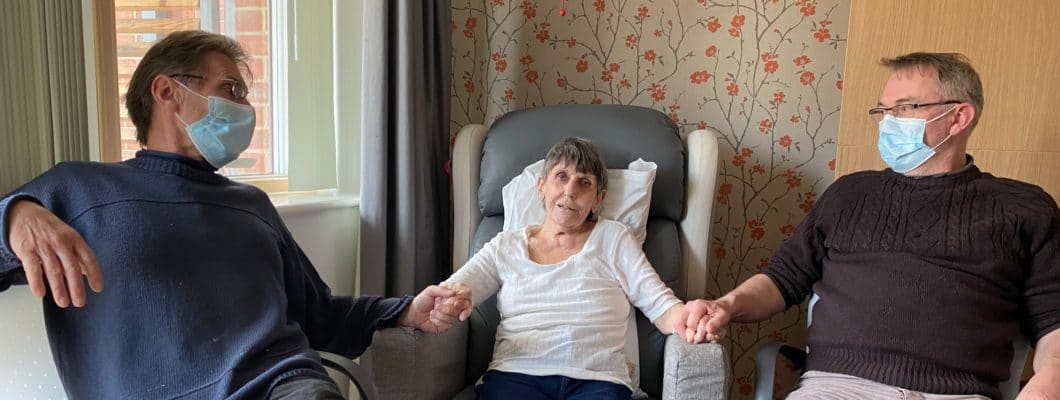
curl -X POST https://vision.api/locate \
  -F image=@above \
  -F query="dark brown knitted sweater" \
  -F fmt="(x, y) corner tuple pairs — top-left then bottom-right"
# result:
(763, 164), (1060, 399)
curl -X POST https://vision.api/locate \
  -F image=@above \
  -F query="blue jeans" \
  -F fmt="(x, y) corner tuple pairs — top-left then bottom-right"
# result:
(476, 370), (632, 400)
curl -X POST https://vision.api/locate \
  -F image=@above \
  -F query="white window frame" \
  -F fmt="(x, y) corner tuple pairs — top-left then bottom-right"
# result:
(269, 0), (289, 180)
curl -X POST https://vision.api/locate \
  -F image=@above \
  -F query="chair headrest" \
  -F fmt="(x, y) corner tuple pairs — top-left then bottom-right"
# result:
(478, 104), (685, 221)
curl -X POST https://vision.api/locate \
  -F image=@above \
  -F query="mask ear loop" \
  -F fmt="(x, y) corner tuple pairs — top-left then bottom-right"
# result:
(172, 78), (208, 102)
(926, 104), (959, 124)
(171, 78), (209, 130)
(927, 105), (960, 150)
(930, 131), (954, 151)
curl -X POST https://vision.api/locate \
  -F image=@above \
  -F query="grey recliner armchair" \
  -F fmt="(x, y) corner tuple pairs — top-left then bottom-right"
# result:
(366, 104), (729, 400)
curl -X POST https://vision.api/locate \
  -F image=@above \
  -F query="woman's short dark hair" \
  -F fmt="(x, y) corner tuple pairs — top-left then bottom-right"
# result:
(541, 137), (608, 194)
(541, 137), (608, 221)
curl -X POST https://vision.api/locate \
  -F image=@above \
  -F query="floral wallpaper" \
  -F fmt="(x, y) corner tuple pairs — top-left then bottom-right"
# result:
(450, 0), (848, 397)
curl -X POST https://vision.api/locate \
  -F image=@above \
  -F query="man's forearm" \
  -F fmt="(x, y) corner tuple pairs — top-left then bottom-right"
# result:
(1033, 329), (1060, 375)
(396, 302), (417, 327)
(717, 273), (786, 323)
(1018, 328), (1060, 397)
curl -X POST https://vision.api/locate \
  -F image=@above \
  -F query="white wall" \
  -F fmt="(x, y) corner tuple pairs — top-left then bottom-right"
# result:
(277, 201), (360, 296)
(0, 203), (360, 399)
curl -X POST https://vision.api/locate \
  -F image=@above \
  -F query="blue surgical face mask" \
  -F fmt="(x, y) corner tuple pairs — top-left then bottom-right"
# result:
(876, 106), (957, 173)
(174, 80), (256, 168)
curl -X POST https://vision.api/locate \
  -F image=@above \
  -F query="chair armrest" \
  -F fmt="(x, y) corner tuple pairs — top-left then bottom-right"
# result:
(753, 341), (806, 400)
(452, 123), (489, 271)
(366, 322), (468, 400)
(662, 335), (730, 400)
(318, 351), (379, 400)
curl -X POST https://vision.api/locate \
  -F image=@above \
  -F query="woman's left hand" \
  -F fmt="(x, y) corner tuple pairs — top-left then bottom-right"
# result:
(675, 300), (727, 344)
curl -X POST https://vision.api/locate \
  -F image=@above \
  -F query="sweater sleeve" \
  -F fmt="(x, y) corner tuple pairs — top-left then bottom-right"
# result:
(761, 179), (842, 309)
(1, 194), (38, 268)
(279, 227), (412, 359)
(445, 233), (503, 307)
(0, 196), (32, 292)
(610, 223), (681, 322)
(1020, 189), (1060, 344)
(1, 192), (49, 292)
(2, 163), (83, 281)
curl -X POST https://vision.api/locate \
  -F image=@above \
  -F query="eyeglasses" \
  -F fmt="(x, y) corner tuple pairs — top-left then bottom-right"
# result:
(169, 73), (249, 101)
(867, 100), (961, 121)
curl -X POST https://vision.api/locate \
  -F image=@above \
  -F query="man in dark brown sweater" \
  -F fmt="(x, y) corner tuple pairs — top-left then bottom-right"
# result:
(685, 53), (1060, 399)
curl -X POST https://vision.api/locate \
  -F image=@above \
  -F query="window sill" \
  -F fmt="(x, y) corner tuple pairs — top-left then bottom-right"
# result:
(237, 176), (290, 193)
(269, 189), (360, 216)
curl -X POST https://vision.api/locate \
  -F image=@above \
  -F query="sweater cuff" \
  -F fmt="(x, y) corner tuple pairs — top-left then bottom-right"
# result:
(377, 295), (414, 329)
(1032, 320), (1060, 346)
(759, 268), (804, 309)
(0, 194), (40, 267)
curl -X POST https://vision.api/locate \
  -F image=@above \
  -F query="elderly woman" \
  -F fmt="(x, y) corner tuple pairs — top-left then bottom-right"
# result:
(434, 137), (714, 399)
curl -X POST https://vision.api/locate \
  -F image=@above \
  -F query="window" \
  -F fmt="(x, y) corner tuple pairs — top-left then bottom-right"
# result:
(91, 1), (364, 194)
(114, 0), (277, 177)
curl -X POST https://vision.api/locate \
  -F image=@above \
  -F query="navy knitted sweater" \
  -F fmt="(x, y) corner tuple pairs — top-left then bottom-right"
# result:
(763, 163), (1060, 399)
(0, 150), (411, 399)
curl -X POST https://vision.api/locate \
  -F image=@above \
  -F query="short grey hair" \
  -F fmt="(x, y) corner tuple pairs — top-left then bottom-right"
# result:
(879, 52), (984, 130)
(541, 137), (608, 221)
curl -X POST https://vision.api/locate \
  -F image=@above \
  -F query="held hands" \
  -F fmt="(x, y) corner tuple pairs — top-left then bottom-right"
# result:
(400, 282), (473, 333)
(674, 299), (730, 344)
(8, 200), (104, 308)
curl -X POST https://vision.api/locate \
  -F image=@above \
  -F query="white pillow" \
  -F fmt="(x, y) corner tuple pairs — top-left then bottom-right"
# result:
(501, 158), (657, 244)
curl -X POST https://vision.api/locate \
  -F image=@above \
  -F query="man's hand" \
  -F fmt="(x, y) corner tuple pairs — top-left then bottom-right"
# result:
(7, 201), (103, 308)
(398, 282), (472, 333)
(1018, 329), (1060, 400)
(1016, 369), (1060, 400)
(676, 299), (730, 344)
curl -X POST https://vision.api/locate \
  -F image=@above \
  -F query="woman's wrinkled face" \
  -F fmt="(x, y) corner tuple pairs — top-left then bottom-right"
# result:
(537, 161), (605, 230)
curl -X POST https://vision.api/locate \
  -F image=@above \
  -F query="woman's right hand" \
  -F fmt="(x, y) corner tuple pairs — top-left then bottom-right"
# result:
(433, 281), (473, 325)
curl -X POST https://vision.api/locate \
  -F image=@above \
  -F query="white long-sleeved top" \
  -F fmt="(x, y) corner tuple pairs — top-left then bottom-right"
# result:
(446, 219), (681, 389)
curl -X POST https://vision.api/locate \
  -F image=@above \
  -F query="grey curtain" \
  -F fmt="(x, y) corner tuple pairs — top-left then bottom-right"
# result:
(359, 1), (453, 297)
(0, 0), (89, 193)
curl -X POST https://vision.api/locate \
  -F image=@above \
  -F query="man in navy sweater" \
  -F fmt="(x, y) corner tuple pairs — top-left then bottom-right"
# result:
(685, 53), (1060, 399)
(0, 31), (468, 399)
